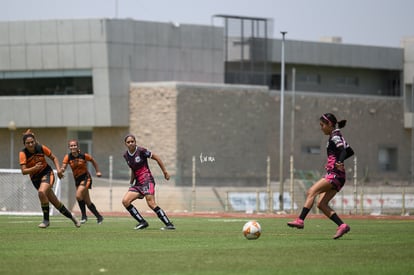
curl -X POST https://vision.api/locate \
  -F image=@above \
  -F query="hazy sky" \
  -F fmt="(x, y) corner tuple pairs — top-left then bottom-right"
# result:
(1, 0), (413, 48)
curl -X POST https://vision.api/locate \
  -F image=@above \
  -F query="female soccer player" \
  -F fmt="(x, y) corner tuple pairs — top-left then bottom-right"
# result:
(122, 134), (175, 230)
(19, 130), (80, 228)
(61, 139), (104, 224)
(287, 113), (353, 239)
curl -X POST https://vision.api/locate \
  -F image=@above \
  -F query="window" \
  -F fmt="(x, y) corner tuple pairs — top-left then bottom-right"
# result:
(0, 70), (93, 96)
(336, 76), (359, 87)
(297, 73), (321, 85)
(378, 147), (397, 172)
(302, 145), (321, 155)
(270, 74), (287, 90)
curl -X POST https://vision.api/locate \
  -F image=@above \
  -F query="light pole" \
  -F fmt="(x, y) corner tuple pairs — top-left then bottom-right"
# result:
(115, 0), (119, 18)
(279, 31), (287, 212)
(8, 120), (16, 169)
(412, 76), (414, 185)
(290, 67), (296, 213)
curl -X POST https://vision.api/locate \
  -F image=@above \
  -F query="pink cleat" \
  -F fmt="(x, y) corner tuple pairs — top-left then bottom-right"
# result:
(333, 223), (350, 239)
(287, 218), (304, 229)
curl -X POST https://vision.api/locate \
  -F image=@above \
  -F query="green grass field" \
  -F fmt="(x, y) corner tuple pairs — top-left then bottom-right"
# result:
(0, 214), (413, 275)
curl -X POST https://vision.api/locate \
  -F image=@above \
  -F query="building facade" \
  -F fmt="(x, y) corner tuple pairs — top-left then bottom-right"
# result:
(0, 19), (223, 176)
(1, 18), (413, 184)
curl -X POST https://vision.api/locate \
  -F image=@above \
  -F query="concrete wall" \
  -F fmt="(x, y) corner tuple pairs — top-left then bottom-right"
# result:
(175, 83), (274, 186)
(227, 38), (404, 96)
(289, 93), (409, 183)
(402, 37), (414, 85)
(283, 65), (400, 96)
(129, 82), (410, 187)
(403, 37), (414, 127)
(105, 20), (224, 126)
(269, 39), (404, 70)
(0, 20), (112, 127)
(0, 19), (224, 129)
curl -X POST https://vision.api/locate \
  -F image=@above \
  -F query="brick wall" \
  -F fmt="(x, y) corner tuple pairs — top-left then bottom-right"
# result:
(129, 83), (178, 177)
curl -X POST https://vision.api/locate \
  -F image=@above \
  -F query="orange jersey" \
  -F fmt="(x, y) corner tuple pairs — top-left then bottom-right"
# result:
(62, 152), (93, 179)
(19, 144), (52, 178)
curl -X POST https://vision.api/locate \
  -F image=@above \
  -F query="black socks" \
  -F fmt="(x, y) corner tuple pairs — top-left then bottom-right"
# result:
(329, 213), (344, 226)
(126, 205), (173, 226)
(299, 207), (311, 220)
(78, 200), (86, 218)
(57, 203), (73, 219)
(126, 205), (145, 223)
(41, 203), (49, 221)
(153, 206), (173, 226)
(87, 203), (102, 218)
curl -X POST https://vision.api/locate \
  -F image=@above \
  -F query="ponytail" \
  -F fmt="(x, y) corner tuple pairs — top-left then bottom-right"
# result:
(337, 120), (347, 129)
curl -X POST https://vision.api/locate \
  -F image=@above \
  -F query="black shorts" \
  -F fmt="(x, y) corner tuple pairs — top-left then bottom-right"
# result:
(31, 168), (54, 190)
(75, 173), (92, 189)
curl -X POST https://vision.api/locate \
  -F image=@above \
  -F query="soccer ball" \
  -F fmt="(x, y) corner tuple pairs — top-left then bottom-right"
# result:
(242, 220), (261, 240)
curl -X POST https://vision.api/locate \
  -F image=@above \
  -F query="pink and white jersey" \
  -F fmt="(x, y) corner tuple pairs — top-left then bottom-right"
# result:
(123, 146), (154, 184)
(325, 129), (348, 173)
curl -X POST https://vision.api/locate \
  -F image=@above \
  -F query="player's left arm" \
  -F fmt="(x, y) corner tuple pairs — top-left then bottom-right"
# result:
(87, 154), (102, 177)
(43, 145), (63, 179)
(151, 153), (170, 180)
(335, 146), (346, 170)
(332, 135), (347, 171)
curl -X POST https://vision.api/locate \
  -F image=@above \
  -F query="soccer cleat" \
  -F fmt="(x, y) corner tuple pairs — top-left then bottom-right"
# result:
(80, 217), (88, 224)
(72, 216), (81, 228)
(97, 216), (104, 224)
(333, 223), (350, 239)
(287, 218), (304, 229)
(38, 220), (50, 228)
(161, 224), (176, 230)
(134, 221), (149, 230)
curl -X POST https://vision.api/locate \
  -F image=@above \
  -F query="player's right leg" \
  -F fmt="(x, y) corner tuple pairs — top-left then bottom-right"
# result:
(122, 191), (148, 230)
(37, 180), (51, 228)
(76, 185), (88, 223)
(47, 188), (80, 228)
(287, 178), (331, 229)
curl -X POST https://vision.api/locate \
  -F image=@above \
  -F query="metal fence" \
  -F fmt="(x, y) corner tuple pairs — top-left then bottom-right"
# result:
(1, 165), (413, 216)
